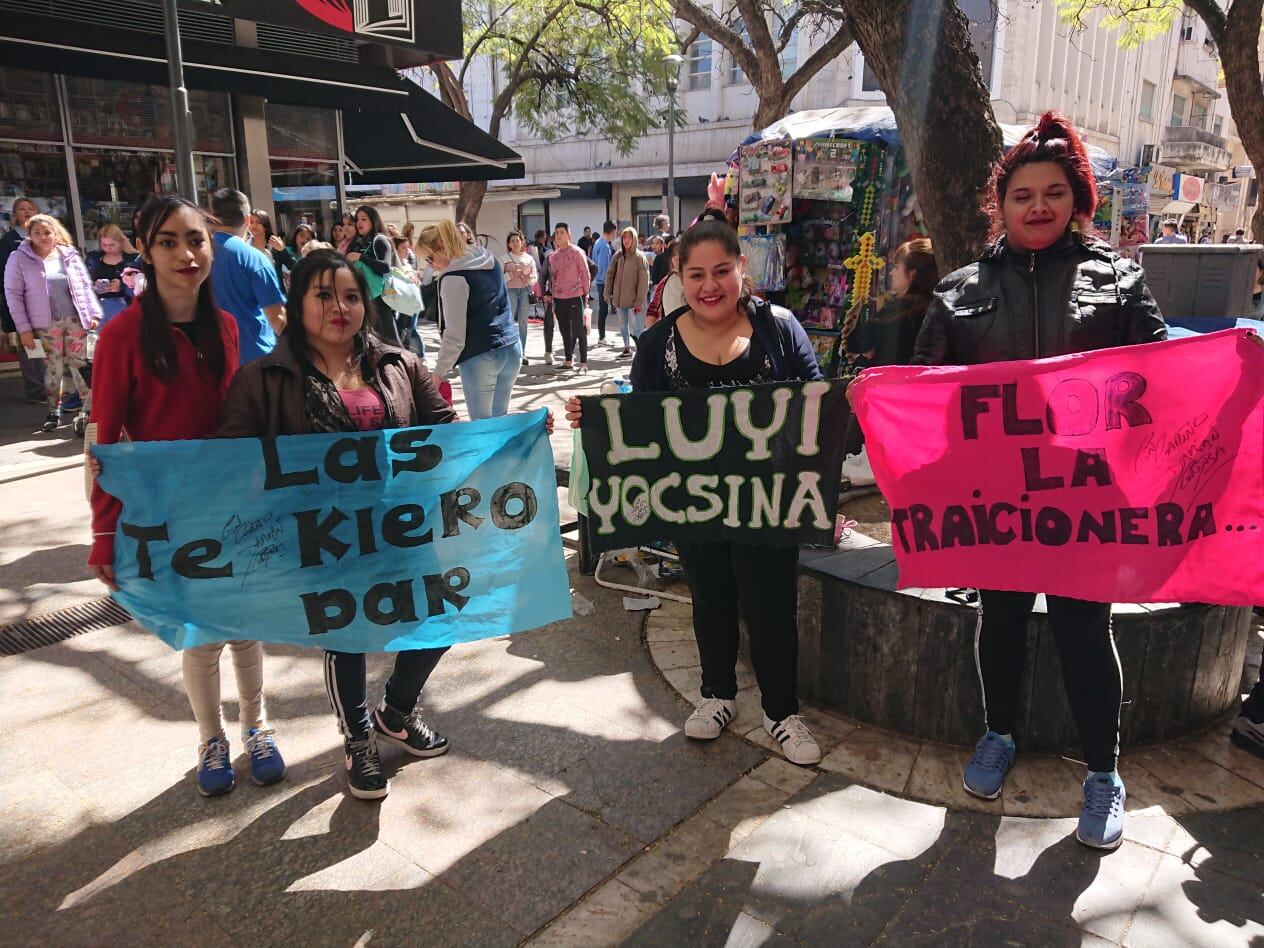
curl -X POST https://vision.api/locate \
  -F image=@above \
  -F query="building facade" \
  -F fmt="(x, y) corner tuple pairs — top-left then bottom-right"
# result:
(467, 0), (1255, 240)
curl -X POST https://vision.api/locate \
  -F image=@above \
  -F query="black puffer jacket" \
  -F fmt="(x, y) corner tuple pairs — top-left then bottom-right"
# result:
(913, 231), (1167, 366)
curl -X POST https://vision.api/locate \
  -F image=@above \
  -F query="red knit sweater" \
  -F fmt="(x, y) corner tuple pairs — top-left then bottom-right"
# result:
(88, 301), (239, 566)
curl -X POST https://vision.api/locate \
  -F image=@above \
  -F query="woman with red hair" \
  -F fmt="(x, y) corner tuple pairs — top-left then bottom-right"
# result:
(913, 111), (1167, 851)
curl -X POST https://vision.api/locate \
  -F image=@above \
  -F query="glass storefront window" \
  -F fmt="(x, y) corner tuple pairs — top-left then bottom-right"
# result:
(0, 142), (72, 233)
(74, 149), (235, 246)
(270, 159), (337, 243)
(0, 68), (63, 143)
(64, 77), (232, 153)
(265, 103), (338, 161)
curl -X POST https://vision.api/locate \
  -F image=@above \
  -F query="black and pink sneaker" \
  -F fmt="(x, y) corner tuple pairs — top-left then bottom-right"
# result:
(373, 704), (450, 758)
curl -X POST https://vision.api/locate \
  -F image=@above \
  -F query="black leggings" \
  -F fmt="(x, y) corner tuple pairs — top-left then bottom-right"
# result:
(675, 541), (800, 722)
(976, 590), (1121, 772)
(323, 647), (448, 741)
(554, 296), (587, 363)
(541, 300), (555, 354)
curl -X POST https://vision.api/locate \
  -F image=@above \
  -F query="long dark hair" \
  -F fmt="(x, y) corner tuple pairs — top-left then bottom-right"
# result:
(135, 195), (227, 382)
(677, 220), (754, 303)
(355, 205), (386, 238)
(284, 250), (373, 369)
(250, 208), (275, 245)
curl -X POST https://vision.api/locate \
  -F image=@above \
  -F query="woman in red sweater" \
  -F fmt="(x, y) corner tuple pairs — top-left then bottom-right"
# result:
(88, 195), (286, 798)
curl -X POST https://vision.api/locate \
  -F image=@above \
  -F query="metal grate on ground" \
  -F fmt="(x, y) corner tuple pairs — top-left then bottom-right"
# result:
(0, 598), (132, 656)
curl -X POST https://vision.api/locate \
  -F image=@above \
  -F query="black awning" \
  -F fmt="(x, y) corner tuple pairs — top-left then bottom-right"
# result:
(2, 15), (523, 183)
(340, 89), (525, 184)
(0, 15), (412, 112)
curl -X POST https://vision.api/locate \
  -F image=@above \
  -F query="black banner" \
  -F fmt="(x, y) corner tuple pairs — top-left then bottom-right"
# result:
(579, 381), (850, 553)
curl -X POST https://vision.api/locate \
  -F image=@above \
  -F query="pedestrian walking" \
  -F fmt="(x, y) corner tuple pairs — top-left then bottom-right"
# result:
(546, 223), (591, 373)
(4, 214), (101, 432)
(1, 198), (50, 402)
(88, 195), (286, 798)
(649, 234), (672, 287)
(218, 251), (455, 800)
(566, 220), (825, 767)
(604, 225), (649, 357)
(1226, 228), (1248, 245)
(418, 220), (521, 418)
(536, 239), (558, 364)
(590, 221), (616, 346)
(208, 189), (286, 363)
(86, 224), (142, 327)
(346, 205), (404, 346)
(502, 230), (538, 366)
(1153, 220), (1188, 244)
(911, 111), (1167, 851)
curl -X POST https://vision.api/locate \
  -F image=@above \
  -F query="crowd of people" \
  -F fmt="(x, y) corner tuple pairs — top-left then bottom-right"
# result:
(2, 114), (1260, 853)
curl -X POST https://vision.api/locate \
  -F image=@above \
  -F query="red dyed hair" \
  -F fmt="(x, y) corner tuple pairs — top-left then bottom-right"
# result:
(987, 111), (1097, 236)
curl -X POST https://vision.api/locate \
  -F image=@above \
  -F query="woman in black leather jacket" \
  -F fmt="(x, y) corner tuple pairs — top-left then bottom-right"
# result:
(913, 111), (1167, 851)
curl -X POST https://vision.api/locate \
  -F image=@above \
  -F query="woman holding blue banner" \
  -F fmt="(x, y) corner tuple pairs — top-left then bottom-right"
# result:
(911, 111), (1167, 850)
(218, 250), (458, 801)
(88, 195), (287, 798)
(567, 220), (826, 766)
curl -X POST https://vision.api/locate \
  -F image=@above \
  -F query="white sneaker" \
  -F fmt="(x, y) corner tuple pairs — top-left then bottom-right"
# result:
(685, 697), (736, 740)
(764, 714), (822, 766)
(544, 352), (554, 365)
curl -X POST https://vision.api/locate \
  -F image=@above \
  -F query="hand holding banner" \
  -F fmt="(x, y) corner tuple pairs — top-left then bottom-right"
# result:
(852, 331), (1264, 605)
(579, 380), (850, 552)
(96, 410), (572, 651)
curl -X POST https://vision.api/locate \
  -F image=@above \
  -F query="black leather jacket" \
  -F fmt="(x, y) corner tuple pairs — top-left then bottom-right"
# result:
(913, 232), (1167, 366)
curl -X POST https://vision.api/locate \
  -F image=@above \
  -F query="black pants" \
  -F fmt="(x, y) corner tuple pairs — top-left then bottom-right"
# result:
(675, 541), (800, 722)
(554, 296), (587, 363)
(976, 590), (1121, 772)
(541, 300), (555, 354)
(843, 412), (865, 458)
(1243, 675), (1264, 723)
(596, 289), (610, 339)
(323, 647), (448, 741)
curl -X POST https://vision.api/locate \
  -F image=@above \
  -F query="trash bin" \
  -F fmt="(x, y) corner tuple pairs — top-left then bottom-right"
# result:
(1138, 243), (1261, 319)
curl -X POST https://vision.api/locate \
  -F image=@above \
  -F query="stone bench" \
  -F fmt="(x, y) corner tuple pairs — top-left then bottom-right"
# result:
(794, 535), (1253, 753)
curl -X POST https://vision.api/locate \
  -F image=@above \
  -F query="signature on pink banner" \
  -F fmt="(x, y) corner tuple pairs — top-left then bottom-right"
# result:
(852, 330), (1264, 606)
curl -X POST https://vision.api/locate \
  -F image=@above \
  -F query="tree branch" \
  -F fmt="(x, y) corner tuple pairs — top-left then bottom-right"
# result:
(672, 0), (762, 80)
(1183, 0), (1229, 43)
(781, 21), (854, 103)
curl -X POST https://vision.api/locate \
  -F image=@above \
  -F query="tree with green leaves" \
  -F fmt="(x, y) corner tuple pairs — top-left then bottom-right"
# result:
(841, 2), (1004, 271)
(1058, 0), (1264, 241)
(669, 0), (854, 129)
(428, 0), (678, 226)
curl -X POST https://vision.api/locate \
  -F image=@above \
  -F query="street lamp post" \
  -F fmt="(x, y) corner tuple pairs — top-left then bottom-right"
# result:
(162, 0), (198, 201)
(662, 54), (684, 234)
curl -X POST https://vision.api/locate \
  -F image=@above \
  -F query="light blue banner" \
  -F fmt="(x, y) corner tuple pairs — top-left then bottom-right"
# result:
(95, 410), (571, 651)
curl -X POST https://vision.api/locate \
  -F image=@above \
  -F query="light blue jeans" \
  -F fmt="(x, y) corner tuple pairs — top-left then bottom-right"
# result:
(458, 342), (523, 420)
(507, 287), (531, 350)
(616, 306), (643, 348)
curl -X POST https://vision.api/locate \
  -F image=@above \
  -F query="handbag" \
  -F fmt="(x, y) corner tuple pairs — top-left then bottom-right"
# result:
(353, 259), (386, 300)
(382, 266), (424, 315)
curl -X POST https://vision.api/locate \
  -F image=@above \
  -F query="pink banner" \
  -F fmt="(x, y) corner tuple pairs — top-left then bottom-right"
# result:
(852, 330), (1264, 605)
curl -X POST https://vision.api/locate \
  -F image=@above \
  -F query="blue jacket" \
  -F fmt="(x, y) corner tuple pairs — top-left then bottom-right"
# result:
(591, 237), (614, 285)
(630, 299), (822, 392)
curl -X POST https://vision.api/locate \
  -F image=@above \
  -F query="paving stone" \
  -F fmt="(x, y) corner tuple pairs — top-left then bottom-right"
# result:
(818, 726), (920, 794)
(0, 765), (97, 866)
(796, 705), (859, 754)
(904, 740), (998, 814)
(552, 736), (762, 843)
(617, 813), (733, 903)
(1174, 726), (1264, 793)
(623, 859), (790, 947)
(651, 599), (694, 621)
(645, 623), (694, 644)
(660, 666), (701, 704)
(1001, 754), (1090, 818)
(1128, 747), (1264, 812)
(1171, 807), (1264, 889)
(698, 776), (789, 836)
(1125, 851), (1264, 947)
(729, 685), (766, 737)
(529, 879), (659, 947)
(649, 640), (701, 671)
(438, 798), (642, 936)
(748, 757), (819, 796)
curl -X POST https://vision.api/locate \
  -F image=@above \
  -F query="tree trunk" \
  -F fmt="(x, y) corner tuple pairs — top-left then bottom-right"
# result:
(751, 80), (791, 131)
(455, 181), (488, 229)
(1215, 0), (1264, 243)
(839, 1), (1002, 273)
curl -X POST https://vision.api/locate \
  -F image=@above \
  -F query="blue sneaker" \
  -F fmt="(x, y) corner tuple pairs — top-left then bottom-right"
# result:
(1077, 771), (1126, 850)
(61, 393), (82, 411)
(196, 736), (235, 797)
(243, 727), (287, 786)
(963, 731), (1015, 800)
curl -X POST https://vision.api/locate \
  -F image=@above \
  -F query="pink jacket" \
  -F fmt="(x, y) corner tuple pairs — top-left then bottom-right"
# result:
(548, 245), (591, 300)
(3, 241), (102, 333)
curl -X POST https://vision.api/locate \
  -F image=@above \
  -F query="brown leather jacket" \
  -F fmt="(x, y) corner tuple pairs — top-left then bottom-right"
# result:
(218, 334), (455, 438)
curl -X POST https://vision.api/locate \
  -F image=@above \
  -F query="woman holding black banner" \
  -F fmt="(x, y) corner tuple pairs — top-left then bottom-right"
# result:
(566, 220), (826, 766)
(218, 250), (457, 801)
(88, 195), (288, 798)
(910, 111), (1167, 849)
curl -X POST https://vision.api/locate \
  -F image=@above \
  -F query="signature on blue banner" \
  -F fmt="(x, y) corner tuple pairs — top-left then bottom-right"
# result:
(95, 409), (572, 651)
